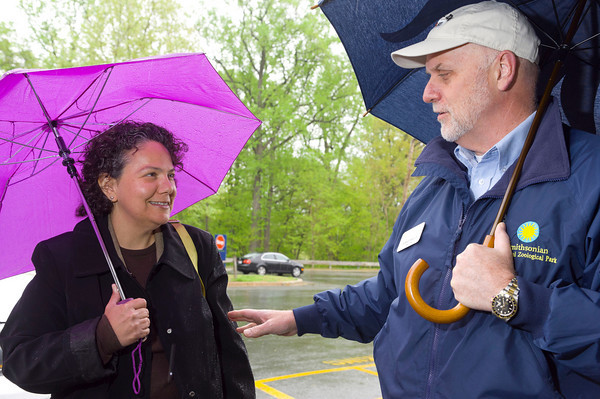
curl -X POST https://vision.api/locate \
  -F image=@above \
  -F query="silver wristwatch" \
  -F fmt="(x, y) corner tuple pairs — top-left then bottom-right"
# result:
(491, 277), (519, 321)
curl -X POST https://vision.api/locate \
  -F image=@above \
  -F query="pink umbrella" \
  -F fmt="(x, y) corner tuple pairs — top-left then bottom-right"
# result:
(0, 53), (261, 289)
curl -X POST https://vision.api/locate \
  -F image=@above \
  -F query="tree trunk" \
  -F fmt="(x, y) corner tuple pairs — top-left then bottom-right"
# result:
(249, 170), (262, 252)
(401, 138), (417, 206)
(263, 182), (273, 250)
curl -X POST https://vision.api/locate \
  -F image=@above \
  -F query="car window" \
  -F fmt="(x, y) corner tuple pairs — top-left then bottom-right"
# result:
(263, 254), (276, 260)
(274, 254), (289, 261)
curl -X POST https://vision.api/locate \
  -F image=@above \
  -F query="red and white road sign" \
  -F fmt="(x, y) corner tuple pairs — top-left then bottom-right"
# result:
(215, 234), (226, 250)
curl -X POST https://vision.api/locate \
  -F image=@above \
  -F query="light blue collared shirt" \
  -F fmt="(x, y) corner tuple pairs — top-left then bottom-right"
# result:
(454, 112), (536, 200)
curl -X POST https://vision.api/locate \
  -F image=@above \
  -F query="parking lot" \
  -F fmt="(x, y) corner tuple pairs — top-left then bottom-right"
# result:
(228, 269), (382, 399)
(1, 269), (381, 398)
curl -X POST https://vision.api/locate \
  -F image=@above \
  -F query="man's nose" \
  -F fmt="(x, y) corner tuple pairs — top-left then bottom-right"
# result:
(422, 78), (439, 104)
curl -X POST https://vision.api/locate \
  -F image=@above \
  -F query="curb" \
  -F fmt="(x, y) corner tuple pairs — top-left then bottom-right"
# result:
(228, 278), (306, 287)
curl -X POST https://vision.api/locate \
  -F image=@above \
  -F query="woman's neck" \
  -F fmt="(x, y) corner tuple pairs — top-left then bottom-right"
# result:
(109, 214), (156, 250)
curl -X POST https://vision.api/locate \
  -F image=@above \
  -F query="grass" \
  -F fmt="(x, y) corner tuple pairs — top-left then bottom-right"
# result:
(307, 265), (380, 271)
(228, 274), (298, 283)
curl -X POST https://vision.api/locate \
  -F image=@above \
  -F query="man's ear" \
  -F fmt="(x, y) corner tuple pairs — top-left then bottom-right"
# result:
(496, 51), (518, 91)
(98, 173), (117, 202)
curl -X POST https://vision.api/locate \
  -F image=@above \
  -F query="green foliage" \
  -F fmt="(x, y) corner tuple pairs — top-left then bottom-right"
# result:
(0, 21), (37, 73)
(18, 0), (195, 67)
(192, 0), (366, 257)
(2, 0), (426, 263)
(342, 118), (424, 259)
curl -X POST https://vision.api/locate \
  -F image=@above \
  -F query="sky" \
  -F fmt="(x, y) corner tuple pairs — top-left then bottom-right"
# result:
(0, 0), (236, 35)
(0, 0), (242, 65)
(1, 1), (29, 35)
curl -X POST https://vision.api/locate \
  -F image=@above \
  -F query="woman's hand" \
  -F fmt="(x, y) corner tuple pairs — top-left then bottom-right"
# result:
(104, 284), (150, 346)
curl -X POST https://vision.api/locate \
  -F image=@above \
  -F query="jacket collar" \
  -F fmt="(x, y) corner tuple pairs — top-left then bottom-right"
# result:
(413, 98), (570, 198)
(74, 215), (196, 280)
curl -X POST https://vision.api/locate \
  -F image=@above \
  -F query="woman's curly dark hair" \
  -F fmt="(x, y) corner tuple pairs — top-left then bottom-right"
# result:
(76, 121), (188, 217)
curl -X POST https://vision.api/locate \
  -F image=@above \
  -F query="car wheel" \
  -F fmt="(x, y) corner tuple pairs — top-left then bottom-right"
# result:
(257, 265), (267, 275)
(291, 266), (301, 277)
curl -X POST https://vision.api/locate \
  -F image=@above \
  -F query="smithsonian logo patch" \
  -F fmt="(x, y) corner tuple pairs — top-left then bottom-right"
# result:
(517, 221), (539, 243)
(512, 221), (557, 264)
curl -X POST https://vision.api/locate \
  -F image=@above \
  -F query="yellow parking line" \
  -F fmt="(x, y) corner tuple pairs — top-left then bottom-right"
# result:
(353, 364), (379, 376)
(255, 381), (295, 399)
(255, 363), (378, 398)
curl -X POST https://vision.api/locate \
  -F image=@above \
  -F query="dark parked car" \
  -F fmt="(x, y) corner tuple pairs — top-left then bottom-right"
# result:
(237, 252), (304, 277)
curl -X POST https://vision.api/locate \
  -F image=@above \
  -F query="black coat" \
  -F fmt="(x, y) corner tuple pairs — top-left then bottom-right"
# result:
(0, 216), (255, 398)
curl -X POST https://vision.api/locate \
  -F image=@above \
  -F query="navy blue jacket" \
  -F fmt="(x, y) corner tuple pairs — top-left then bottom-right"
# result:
(295, 100), (600, 398)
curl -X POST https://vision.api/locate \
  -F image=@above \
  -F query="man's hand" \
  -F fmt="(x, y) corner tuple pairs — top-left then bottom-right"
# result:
(228, 309), (297, 338)
(451, 222), (515, 311)
(104, 284), (150, 346)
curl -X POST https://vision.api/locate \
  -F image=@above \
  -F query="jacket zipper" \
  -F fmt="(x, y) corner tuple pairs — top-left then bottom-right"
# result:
(424, 208), (468, 399)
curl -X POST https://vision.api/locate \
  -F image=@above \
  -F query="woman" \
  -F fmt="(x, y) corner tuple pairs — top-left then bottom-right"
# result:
(0, 122), (255, 398)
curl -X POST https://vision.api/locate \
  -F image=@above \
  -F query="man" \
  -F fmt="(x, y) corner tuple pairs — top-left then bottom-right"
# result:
(229, 2), (600, 397)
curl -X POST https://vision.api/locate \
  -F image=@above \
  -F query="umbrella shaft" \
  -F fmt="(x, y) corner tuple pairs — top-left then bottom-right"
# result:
(489, 0), (589, 236)
(73, 176), (127, 301)
(54, 136), (78, 178)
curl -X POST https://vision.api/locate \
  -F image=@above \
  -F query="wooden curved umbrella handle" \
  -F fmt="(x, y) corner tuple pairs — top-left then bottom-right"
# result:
(405, 235), (495, 324)
(405, 259), (470, 323)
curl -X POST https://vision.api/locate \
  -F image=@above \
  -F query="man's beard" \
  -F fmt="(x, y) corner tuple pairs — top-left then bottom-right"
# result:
(437, 70), (492, 143)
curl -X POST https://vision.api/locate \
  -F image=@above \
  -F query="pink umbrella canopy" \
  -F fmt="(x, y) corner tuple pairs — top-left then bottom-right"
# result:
(0, 53), (262, 280)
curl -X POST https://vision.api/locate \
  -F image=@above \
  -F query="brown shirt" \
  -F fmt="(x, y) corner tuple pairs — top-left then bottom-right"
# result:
(96, 243), (178, 399)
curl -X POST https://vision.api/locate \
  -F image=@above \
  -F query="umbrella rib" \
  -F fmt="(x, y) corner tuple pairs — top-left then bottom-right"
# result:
(6, 158), (61, 186)
(507, 0), (561, 48)
(565, 1), (597, 49)
(24, 74), (55, 128)
(0, 134), (58, 153)
(56, 98), (150, 126)
(572, 32), (600, 50)
(0, 131), (58, 169)
(59, 97), (260, 129)
(67, 67), (115, 150)
(552, 0), (566, 43)
(367, 69), (421, 115)
(1, 155), (58, 165)
(60, 98), (154, 146)
(180, 169), (218, 194)
(56, 69), (111, 122)
(32, 128), (54, 176)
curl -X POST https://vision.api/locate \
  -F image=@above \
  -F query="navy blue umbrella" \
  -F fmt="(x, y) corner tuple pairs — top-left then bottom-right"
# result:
(315, 0), (599, 323)
(315, 0), (599, 143)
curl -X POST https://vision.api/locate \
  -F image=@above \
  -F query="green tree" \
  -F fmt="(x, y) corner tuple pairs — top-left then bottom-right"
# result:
(194, 0), (364, 254)
(18, 0), (196, 67)
(0, 21), (37, 73)
(342, 118), (424, 260)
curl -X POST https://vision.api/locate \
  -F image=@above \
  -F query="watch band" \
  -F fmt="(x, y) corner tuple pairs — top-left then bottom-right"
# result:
(491, 277), (519, 321)
(504, 277), (520, 297)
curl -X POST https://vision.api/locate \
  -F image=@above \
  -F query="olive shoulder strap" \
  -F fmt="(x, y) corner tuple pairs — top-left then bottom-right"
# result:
(169, 220), (206, 297)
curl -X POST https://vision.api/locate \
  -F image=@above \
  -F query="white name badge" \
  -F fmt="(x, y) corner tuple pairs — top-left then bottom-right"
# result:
(397, 222), (425, 252)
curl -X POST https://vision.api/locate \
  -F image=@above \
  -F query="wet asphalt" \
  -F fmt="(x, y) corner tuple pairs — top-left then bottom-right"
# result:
(227, 269), (382, 399)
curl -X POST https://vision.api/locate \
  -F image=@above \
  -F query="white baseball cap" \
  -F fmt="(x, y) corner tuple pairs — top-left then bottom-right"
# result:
(391, 1), (540, 69)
